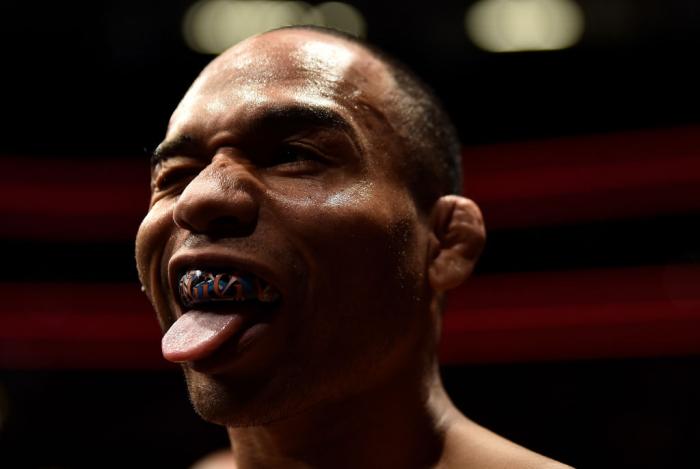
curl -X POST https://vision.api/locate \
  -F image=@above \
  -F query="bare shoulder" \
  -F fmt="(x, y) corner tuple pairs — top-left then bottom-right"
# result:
(438, 417), (574, 469)
(190, 449), (237, 469)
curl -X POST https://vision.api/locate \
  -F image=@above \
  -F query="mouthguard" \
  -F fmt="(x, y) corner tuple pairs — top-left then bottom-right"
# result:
(178, 269), (280, 308)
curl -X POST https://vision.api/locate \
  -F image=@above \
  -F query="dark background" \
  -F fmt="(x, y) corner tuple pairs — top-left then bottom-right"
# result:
(1, 0), (699, 154)
(1, 1), (699, 467)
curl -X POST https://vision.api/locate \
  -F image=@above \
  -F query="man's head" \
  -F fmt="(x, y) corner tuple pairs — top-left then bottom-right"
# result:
(135, 26), (484, 427)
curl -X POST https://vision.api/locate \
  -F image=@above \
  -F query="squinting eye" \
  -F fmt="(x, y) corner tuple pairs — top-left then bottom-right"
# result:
(154, 167), (198, 191)
(273, 145), (320, 166)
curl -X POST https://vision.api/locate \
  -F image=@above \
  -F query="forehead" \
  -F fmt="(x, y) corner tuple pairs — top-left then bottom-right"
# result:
(168, 30), (396, 140)
(211, 31), (366, 86)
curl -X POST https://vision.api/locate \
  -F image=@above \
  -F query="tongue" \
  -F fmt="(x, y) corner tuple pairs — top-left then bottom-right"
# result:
(161, 312), (245, 363)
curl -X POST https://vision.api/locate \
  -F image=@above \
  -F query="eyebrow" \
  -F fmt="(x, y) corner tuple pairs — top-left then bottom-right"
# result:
(150, 104), (359, 166)
(252, 104), (353, 133)
(150, 134), (196, 166)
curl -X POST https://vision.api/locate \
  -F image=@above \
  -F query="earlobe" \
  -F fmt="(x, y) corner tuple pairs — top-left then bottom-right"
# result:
(428, 195), (486, 292)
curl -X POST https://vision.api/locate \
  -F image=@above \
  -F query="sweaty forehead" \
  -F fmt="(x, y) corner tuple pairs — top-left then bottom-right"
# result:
(168, 30), (396, 135)
(216, 31), (365, 84)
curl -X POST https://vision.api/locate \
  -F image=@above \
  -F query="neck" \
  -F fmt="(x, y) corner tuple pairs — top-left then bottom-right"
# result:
(227, 360), (460, 469)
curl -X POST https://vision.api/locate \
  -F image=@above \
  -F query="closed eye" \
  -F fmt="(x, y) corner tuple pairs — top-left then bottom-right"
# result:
(153, 164), (200, 192)
(266, 144), (327, 172)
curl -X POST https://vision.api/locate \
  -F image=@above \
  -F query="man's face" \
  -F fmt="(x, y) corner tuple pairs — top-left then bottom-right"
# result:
(135, 30), (435, 425)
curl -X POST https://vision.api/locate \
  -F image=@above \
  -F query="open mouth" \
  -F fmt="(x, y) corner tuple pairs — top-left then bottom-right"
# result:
(178, 269), (281, 308)
(161, 268), (283, 366)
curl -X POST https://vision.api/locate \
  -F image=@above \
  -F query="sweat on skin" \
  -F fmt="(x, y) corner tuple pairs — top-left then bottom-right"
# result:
(135, 27), (571, 469)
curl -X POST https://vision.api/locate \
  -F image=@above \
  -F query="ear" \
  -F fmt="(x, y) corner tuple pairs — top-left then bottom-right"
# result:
(428, 195), (486, 292)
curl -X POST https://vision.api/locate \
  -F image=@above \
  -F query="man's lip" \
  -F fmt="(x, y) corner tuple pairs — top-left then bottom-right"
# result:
(168, 250), (285, 315)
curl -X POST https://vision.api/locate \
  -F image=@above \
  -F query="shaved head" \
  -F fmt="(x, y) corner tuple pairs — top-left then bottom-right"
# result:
(135, 24), (569, 469)
(272, 26), (463, 212)
(176, 25), (462, 214)
(145, 25), (446, 426)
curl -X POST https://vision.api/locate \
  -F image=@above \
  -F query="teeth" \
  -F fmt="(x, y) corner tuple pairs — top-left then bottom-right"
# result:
(178, 269), (280, 308)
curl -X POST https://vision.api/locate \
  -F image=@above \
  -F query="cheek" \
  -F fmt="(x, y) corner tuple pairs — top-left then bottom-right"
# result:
(282, 187), (430, 384)
(276, 181), (426, 312)
(322, 212), (423, 305)
(135, 201), (174, 295)
(328, 186), (421, 271)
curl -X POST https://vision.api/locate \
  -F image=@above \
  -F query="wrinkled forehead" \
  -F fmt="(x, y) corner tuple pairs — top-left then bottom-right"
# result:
(170, 30), (395, 128)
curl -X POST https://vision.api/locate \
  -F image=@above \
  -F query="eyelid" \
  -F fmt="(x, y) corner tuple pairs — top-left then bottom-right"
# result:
(282, 140), (336, 162)
(270, 143), (332, 170)
(152, 159), (202, 191)
(287, 142), (323, 158)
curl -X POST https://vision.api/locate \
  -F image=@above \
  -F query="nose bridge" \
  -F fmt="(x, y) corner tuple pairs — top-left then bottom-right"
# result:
(172, 156), (259, 237)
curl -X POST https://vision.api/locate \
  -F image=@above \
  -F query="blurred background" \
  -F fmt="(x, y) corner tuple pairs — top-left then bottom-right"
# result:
(1, 0), (699, 467)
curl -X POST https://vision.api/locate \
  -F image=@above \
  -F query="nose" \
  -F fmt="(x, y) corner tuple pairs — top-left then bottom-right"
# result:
(172, 157), (259, 238)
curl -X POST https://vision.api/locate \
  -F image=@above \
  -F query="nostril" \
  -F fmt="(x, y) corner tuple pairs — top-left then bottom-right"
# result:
(207, 216), (255, 238)
(209, 216), (240, 231)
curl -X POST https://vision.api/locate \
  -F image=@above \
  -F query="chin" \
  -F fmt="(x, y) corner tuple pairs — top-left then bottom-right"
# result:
(179, 308), (428, 428)
(183, 366), (309, 427)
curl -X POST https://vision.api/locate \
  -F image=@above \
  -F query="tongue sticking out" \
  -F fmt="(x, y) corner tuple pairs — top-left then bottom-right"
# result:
(161, 311), (245, 363)
(161, 269), (281, 363)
